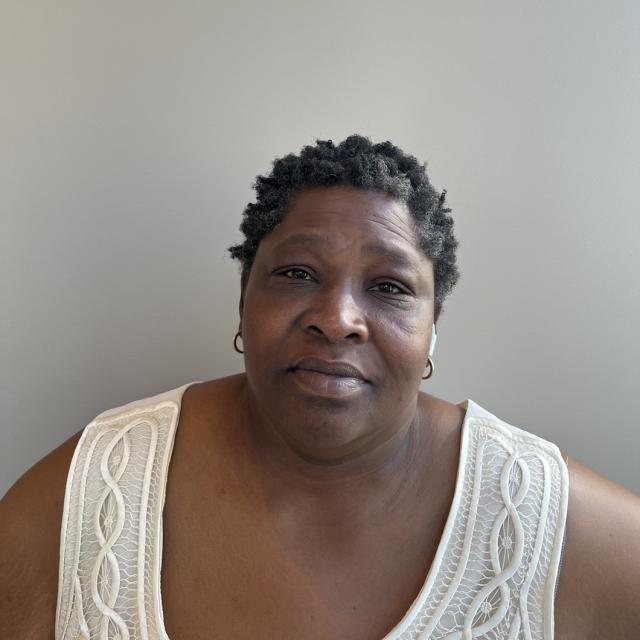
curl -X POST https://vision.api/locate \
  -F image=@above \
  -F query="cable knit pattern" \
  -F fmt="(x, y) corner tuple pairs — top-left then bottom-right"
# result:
(56, 385), (568, 640)
(56, 385), (192, 640)
(384, 406), (568, 640)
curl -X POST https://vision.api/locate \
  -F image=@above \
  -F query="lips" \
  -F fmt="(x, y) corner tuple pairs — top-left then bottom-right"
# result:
(292, 357), (367, 381)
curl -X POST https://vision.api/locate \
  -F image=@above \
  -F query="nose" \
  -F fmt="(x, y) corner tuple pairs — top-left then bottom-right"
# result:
(303, 283), (369, 344)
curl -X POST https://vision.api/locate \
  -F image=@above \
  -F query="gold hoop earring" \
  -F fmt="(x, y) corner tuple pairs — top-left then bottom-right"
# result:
(422, 356), (434, 380)
(233, 331), (244, 354)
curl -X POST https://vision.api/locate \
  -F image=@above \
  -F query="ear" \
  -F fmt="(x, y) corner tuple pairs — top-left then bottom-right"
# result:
(238, 270), (248, 324)
(428, 323), (438, 357)
(433, 301), (441, 326)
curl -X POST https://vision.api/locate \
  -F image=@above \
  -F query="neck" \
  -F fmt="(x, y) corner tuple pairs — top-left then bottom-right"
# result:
(238, 378), (433, 519)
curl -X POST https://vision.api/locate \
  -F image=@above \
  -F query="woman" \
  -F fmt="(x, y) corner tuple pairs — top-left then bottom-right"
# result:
(1, 136), (638, 639)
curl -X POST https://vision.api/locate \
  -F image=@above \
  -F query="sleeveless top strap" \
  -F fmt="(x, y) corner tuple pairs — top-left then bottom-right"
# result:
(384, 400), (569, 640)
(55, 382), (195, 640)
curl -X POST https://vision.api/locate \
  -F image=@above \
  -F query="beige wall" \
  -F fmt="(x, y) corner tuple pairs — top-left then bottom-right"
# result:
(2, 0), (639, 495)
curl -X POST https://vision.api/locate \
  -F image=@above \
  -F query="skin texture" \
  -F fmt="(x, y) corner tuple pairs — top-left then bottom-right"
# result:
(2, 186), (639, 639)
(239, 186), (436, 468)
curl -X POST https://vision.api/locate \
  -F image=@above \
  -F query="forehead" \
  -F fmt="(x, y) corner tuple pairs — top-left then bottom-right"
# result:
(264, 186), (427, 263)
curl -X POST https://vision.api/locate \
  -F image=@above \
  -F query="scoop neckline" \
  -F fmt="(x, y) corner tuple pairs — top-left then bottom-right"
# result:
(382, 396), (477, 638)
(154, 381), (479, 640)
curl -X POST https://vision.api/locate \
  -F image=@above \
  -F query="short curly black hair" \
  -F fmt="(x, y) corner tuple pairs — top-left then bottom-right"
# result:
(228, 134), (460, 320)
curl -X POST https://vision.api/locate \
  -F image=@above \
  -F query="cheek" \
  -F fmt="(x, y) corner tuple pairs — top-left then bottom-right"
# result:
(241, 301), (289, 393)
(376, 302), (432, 348)
(375, 316), (431, 379)
(374, 330), (428, 406)
(241, 290), (296, 356)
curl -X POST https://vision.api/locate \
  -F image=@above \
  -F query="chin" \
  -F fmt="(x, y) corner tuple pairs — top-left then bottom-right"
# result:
(279, 399), (372, 457)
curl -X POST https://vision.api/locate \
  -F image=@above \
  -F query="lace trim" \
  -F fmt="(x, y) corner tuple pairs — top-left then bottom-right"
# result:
(56, 398), (180, 640)
(385, 417), (568, 640)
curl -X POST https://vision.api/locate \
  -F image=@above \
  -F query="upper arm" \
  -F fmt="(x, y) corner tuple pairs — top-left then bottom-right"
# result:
(554, 455), (640, 639)
(0, 431), (82, 640)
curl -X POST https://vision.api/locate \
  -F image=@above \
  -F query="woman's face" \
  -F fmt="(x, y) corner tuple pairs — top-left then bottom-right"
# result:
(240, 185), (435, 458)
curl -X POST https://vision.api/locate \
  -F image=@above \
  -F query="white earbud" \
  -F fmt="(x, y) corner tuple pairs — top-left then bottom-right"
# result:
(428, 324), (437, 357)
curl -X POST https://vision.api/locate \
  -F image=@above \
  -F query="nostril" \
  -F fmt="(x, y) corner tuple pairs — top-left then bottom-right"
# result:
(302, 298), (369, 343)
(304, 323), (368, 344)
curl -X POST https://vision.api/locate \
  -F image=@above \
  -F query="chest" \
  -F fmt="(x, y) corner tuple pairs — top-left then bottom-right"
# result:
(159, 468), (449, 640)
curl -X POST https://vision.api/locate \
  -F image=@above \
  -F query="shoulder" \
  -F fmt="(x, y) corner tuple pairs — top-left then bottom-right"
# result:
(0, 378), (215, 638)
(0, 430), (82, 639)
(180, 374), (247, 420)
(555, 455), (640, 639)
(417, 391), (466, 437)
(460, 406), (640, 638)
(170, 374), (247, 446)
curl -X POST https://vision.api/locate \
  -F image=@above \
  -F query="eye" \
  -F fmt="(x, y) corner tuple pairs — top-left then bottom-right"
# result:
(370, 281), (409, 295)
(276, 267), (315, 281)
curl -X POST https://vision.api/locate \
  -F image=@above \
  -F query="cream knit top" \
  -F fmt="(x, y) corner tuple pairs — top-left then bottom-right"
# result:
(56, 382), (568, 639)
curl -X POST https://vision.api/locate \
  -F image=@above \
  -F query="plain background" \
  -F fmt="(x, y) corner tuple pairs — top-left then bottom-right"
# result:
(2, 0), (639, 496)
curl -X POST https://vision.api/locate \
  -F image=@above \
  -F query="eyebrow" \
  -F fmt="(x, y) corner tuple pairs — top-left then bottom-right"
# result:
(274, 233), (422, 272)
(362, 242), (420, 270)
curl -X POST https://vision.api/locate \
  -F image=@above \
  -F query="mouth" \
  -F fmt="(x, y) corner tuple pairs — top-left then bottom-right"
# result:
(288, 357), (369, 397)
(290, 357), (368, 381)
